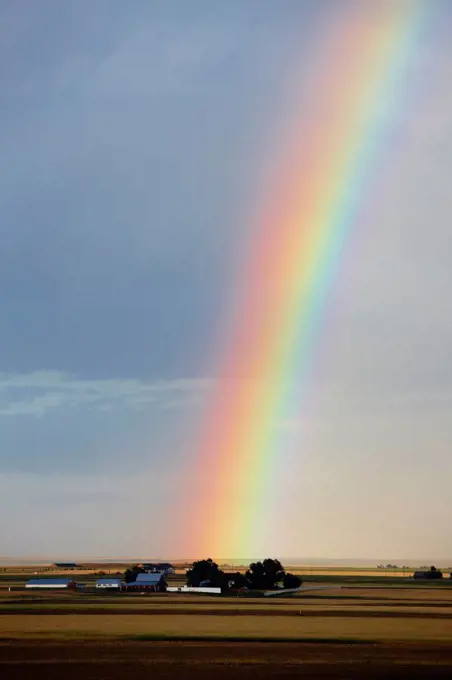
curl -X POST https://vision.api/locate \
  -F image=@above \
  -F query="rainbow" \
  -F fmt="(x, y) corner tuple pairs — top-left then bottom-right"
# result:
(191, 1), (425, 559)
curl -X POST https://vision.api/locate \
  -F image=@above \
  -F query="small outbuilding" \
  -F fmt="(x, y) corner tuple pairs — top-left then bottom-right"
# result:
(123, 572), (167, 592)
(96, 578), (123, 589)
(26, 578), (78, 590)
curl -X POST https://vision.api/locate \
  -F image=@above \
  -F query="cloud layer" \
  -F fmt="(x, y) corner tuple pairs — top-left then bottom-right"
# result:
(0, 371), (209, 416)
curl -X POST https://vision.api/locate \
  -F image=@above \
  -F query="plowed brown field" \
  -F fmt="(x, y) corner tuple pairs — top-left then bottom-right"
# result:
(1, 640), (452, 679)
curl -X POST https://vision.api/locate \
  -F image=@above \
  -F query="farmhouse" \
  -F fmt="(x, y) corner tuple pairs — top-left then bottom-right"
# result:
(139, 562), (175, 575)
(26, 578), (78, 590)
(123, 572), (167, 592)
(96, 578), (123, 589)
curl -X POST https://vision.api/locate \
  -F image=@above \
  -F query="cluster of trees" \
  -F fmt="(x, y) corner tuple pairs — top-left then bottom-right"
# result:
(423, 566), (443, 580)
(186, 558), (302, 592)
(124, 565), (146, 583)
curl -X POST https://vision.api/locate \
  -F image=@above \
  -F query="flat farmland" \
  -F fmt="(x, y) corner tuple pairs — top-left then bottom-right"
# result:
(2, 583), (452, 678)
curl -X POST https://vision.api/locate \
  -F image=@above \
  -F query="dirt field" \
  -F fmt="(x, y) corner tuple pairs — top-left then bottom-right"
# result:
(1, 640), (452, 679)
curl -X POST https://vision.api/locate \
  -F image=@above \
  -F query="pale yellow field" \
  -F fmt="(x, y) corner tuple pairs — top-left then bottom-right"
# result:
(338, 587), (452, 601)
(0, 565), (419, 577)
(1, 613), (452, 642)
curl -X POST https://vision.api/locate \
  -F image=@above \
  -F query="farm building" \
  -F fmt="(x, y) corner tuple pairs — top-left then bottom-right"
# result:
(26, 578), (78, 590)
(413, 569), (443, 580)
(123, 572), (167, 592)
(139, 563), (175, 575)
(167, 586), (222, 595)
(96, 578), (123, 589)
(414, 571), (429, 580)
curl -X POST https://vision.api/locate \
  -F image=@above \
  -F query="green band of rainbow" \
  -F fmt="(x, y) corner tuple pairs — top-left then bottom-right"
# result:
(191, 0), (425, 559)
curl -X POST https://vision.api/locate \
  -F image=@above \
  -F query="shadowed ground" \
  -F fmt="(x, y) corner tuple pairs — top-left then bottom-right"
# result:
(2, 640), (452, 679)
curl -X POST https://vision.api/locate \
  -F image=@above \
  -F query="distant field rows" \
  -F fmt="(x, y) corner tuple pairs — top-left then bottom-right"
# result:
(2, 607), (452, 619)
(0, 569), (425, 577)
(2, 598), (452, 615)
(1, 585), (452, 644)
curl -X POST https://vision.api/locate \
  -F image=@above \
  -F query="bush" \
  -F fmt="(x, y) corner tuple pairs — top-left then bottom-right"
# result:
(283, 573), (302, 589)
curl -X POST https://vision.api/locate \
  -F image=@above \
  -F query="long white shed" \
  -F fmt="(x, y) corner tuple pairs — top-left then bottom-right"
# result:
(167, 586), (222, 594)
(96, 578), (123, 589)
(26, 578), (77, 590)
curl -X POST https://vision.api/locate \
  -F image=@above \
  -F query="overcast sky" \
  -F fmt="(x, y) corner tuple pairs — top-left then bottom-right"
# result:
(1, 0), (451, 562)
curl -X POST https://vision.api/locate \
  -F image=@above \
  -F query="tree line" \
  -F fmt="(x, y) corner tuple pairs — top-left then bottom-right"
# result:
(186, 558), (302, 592)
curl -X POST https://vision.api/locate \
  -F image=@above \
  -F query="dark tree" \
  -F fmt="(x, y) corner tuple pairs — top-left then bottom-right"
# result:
(124, 565), (145, 583)
(283, 573), (302, 589)
(427, 566), (443, 580)
(246, 558), (285, 590)
(158, 577), (168, 592)
(227, 572), (249, 590)
(186, 559), (225, 587)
